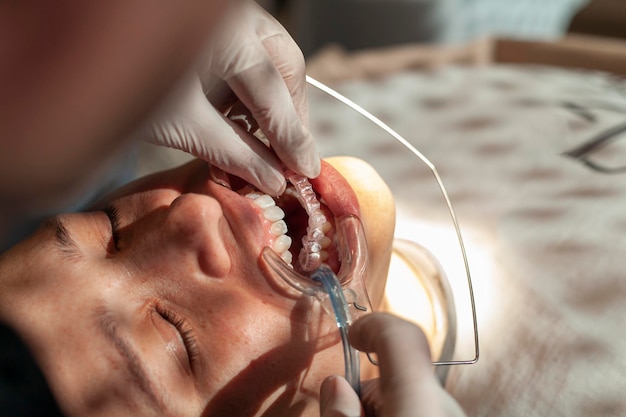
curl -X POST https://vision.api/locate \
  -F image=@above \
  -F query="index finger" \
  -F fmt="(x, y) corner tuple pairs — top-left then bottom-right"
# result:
(258, 19), (309, 127)
(226, 48), (319, 178)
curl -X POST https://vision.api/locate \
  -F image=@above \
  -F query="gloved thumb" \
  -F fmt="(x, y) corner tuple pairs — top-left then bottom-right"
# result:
(319, 376), (363, 417)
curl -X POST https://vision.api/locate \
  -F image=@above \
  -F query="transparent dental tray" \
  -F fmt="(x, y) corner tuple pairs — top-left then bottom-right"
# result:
(306, 76), (479, 370)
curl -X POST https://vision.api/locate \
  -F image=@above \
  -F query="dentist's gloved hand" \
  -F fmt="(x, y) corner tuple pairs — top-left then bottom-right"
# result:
(319, 313), (467, 417)
(145, 1), (319, 196)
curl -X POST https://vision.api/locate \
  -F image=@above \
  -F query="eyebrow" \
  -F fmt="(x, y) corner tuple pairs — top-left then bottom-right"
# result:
(97, 311), (165, 411)
(43, 216), (81, 259)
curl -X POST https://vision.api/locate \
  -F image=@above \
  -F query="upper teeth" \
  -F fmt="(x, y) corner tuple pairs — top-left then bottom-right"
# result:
(270, 220), (288, 236)
(245, 187), (333, 269)
(246, 191), (294, 265)
(263, 206), (285, 222)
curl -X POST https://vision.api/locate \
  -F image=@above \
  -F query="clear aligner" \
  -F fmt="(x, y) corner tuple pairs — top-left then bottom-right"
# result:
(286, 173), (327, 272)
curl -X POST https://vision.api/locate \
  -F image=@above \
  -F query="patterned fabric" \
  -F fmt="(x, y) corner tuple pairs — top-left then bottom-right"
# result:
(307, 64), (626, 417)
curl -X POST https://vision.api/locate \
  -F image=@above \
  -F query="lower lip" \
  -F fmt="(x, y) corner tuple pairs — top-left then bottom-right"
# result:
(309, 160), (360, 219)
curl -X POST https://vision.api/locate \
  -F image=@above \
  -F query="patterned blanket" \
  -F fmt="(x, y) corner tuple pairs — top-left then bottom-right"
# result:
(308, 64), (626, 417)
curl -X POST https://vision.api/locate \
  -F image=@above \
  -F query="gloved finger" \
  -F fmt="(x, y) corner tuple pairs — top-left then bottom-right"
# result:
(198, 2), (319, 178)
(349, 313), (444, 417)
(257, 13), (309, 127)
(319, 376), (363, 417)
(148, 126), (287, 196)
(145, 79), (287, 195)
(217, 4), (318, 177)
(358, 378), (466, 417)
(204, 112), (288, 196)
(227, 59), (319, 179)
(200, 2), (308, 125)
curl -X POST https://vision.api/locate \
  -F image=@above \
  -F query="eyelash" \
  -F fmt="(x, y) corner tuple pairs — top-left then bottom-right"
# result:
(157, 307), (200, 368)
(103, 205), (121, 250)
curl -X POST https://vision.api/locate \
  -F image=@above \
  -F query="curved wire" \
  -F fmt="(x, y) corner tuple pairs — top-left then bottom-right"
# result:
(306, 75), (480, 366)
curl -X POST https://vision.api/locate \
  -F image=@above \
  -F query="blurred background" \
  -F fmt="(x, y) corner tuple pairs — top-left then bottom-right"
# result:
(248, 2), (626, 413)
(258, 0), (626, 57)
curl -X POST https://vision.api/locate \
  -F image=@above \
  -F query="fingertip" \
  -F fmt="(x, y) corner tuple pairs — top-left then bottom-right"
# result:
(319, 376), (337, 404)
(320, 376), (362, 417)
(258, 173), (286, 196)
(284, 156), (320, 180)
(349, 313), (431, 359)
(348, 313), (379, 341)
(293, 130), (321, 179)
(234, 158), (286, 196)
(301, 155), (321, 179)
(275, 179), (287, 196)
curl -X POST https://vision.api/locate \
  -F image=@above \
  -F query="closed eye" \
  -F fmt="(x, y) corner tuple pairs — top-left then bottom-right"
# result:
(103, 204), (121, 251)
(156, 306), (199, 370)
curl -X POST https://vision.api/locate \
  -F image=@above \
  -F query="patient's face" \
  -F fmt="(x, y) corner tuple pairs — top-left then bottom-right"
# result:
(1, 158), (394, 417)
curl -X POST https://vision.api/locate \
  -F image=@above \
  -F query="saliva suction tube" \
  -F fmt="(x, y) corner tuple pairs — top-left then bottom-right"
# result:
(311, 265), (362, 395)
(262, 214), (372, 396)
(247, 112), (371, 395)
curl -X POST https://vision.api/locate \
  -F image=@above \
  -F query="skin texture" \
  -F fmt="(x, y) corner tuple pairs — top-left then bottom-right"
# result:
(0, 157), (395, 417)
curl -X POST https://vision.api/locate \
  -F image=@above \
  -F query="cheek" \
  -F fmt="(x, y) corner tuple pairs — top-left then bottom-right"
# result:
(202, 295), (342, 387)
(130, 199), (232, 278)
(196, 298), (347, 416)
(199, 296), (292, 366)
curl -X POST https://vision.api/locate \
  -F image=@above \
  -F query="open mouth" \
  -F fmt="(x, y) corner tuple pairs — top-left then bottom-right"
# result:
(277, 172), (339, 274)
(208, 161), (360, 277)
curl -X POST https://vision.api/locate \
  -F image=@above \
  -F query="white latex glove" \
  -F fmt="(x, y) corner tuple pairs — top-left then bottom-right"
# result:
(146, 1), (319, 196)
(319, 313), (467, 417)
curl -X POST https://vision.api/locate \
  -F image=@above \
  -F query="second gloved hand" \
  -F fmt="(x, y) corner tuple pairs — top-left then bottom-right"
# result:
(145, 1), (320, 196)
(319, 313), (468, 417)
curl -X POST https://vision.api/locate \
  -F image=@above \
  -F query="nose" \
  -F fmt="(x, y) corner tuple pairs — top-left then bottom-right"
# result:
(156, 193), (232, 278)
